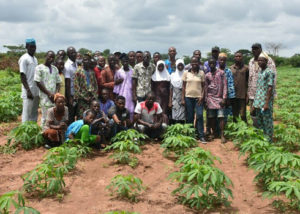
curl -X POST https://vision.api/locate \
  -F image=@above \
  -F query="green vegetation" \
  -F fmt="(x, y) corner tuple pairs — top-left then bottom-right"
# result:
(106, 174), (146, 202)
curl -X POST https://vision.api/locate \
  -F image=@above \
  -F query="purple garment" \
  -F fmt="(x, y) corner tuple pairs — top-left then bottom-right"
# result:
(99, 99), (114, 115)
(113, 67), (134, 119)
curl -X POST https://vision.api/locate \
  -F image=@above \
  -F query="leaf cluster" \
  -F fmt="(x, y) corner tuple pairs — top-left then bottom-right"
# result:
(163, 123), (196, 139)
(106, 174), (146, 202)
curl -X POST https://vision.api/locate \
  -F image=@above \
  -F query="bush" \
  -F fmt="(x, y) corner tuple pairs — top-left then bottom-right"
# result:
(290, 54), (300, 67)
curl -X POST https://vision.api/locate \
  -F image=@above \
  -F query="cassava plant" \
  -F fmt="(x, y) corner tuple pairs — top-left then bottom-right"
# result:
(161, 135), (197, 157)
(106, 174), (146, 202)
(0, 190), (40, 214)
(163, 123), (196, 138)
(111, 129), (148, 145)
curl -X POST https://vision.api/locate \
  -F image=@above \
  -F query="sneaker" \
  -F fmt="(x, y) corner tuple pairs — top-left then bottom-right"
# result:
(44, 144), (52, 149)
(199, 137), (207, 144)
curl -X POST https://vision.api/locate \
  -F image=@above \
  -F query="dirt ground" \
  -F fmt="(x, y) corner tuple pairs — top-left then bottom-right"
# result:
(0, 128), (277, 214)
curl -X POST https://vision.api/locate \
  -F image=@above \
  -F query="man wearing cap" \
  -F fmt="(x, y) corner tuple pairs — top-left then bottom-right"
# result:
(19, 38), (39, 122)
(204, 46), (220, 73)
(252, 54), (275, 142)
(248, 43), (276, 127)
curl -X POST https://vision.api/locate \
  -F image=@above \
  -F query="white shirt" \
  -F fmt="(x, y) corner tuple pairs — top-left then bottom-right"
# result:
(18, 53), (38, 98)
(64, 58), (77, 96)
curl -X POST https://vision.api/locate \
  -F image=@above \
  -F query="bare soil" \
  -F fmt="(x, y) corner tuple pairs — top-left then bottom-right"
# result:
(0, 130), (277, 214)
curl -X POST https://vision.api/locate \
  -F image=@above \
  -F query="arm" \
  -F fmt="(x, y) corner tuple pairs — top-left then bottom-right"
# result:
(136, 114), (152, 128)
(35, 81), (54, 102)
(197, 81), (205, 105)
(101, 69), (114, 89)
(168, 86), (173, 108)
(132, 78), (137, 103)
(20, 73), (33, 99)
(56, 83), (61, 93)
(112, 114), (121, 125)
(263, 86), (273, 110)
(65, 78), (71, 104)
(181, 81), (186, 105)
(153, 113), (163, 128)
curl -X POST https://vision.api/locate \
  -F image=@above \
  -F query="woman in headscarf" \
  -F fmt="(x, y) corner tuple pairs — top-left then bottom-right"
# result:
(43, 93), (68, 149)
(169, 59), (185, 124)
(151, 60), (171, 115)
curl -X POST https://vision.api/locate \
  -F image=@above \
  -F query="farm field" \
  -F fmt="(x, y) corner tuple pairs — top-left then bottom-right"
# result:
(0, 66), (299, 214)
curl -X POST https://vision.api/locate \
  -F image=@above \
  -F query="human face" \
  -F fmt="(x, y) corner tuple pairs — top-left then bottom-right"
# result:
(177, 63), (184, 71)
(45, 51), (55, 65)
(193, 50), (201, 61)
(55, 97), (65, 111)
(91, 101), (100, 113)
(252, 47), (262, 59)
(108, 55), (116, 69)
(128, 52), (136, 64)
(143, 52), (151, 66)
(84, 113), (95, 125)
(101, 90), (109, 101)
(83, 56), (91, 70)
(136, 52), (143, 63)
(168, 47), (177, 59)
(145, 94), (155, 107)
(157, 63), (164, 72)
(57, 50), (66, 60)
(122, 58), (129, 69)
(258, 57), (267, 69)
(191, 57), (199, 71)
(212, 50), (219, 59)
(56, 61), (65, 72)
(234, 53), (243, 64)
(116, 99), (125, 110)
(97, 56), (106, 67)
(153, 54), (161, 65)
(27, 44), (36, 56)
(218, 56), (227, 68)
(208, 59), (217, 71)
(67, 47), (77, 62)
(90, 58), (97, 69)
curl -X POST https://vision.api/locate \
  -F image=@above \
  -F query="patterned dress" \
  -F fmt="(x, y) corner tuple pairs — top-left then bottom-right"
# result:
(74, 68), (98, 119)
(170, 84), (185, 120)
(253, 68), (275, 142)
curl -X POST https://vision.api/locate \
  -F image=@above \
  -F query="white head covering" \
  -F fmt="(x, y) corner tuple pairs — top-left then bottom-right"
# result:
(170, 59), (185, 88)
(152, 60), (170, 82)
(259, 51), (269, 60)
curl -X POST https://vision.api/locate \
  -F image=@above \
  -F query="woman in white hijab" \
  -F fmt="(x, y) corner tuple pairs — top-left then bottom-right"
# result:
(169, 59), (185, 123)
(151, 60), (170, 114)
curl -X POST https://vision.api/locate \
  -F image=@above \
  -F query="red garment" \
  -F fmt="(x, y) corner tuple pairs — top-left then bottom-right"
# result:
(100, 66), (115, 100)
(94, 66), (102, 96)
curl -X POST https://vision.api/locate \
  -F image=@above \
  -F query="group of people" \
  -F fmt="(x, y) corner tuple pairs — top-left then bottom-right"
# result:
(19, 38), (276, 149)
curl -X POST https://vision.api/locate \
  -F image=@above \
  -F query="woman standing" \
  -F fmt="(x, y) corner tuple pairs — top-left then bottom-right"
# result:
(169, 59), (185, 124)
(43, 93), (68, 148)
(113, 54), (134, 119)
(182, 56), (206, 143)
(151, 60), (170, 115)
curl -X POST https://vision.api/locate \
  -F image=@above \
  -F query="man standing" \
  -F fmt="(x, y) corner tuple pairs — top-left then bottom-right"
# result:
(204, 46), (220, 73)
(248, 43), (276, 126)
(153, 52), (161, 66)
(185, 50), (204, 71)
(165, 47), (177, 74)
(94, 55), (106, 96)
(34, 51), (61, 127)
(135, 51), (143, 64)
(230, 51), (249, 122)
(128, 51), (136, 69)
(252, 54), (275, 142)
(100, 54), (116, 100)
(19, 38), (39, 122)
(64, 46), (77, 123)
(132, 51), (155, 103)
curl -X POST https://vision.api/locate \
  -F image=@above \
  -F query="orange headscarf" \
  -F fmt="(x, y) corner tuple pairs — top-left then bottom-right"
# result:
(54, 93), (65, 102)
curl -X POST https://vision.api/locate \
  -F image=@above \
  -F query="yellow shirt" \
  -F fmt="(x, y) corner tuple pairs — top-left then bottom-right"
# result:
(59, 73), (65, 96)
(182, 70), (205, 98)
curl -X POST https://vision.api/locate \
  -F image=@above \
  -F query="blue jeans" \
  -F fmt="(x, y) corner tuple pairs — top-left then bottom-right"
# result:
(185, 97), (204, 138)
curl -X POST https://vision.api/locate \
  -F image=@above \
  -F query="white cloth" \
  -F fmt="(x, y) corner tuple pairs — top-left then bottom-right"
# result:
(134, 101), (163, 124)
(151, 60), (170, 82)
(170, 59), (185, 88)
(64, 58), (77, 96)
(21, 96), (39, 122)
(18, 53), (38, 98)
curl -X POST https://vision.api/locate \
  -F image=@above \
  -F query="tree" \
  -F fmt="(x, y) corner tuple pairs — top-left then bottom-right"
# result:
(264, 42), (284, 56)
(3, 44), (26, 56)
(78, 48), (92, 55)
(102, 49), (111, 57)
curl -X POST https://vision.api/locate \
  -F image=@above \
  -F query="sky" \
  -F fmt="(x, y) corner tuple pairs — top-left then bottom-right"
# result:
(0, 0), (300, 57)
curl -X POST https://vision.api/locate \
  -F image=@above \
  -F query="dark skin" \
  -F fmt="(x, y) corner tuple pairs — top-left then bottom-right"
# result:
(168, 47), (177, 70)
(108, 55), (116, 71)
(128, 51), (136, 67)
(193, 50), (201, 61)
(136, 94), (162, 129)
(252, 47), (262, 60)
(48, 97), (67, 130)
(100, 89), (109, 103)
(90, 101), (108, 124)
(20, 44), (37, 99)
(35, 51), (60, 103)
(132, 52), (151, 104)
(219, 56), (231, 107)
(57, 50), (66, 60)
(56, 60), (65, 74)
(113, 99), (131, 127)
(153, 53), (161, 66)
(136, 52), (143, 64)
(212, 50), (220, 60)
(206, 58), (226, 143)
(234, 52), (249, 104)
(115, 57), (129, 85)
(97, 56), (106, 69)
(169, 62), (184, 108)
(181, 57), (204, 106)
(65, 47), (77, 105)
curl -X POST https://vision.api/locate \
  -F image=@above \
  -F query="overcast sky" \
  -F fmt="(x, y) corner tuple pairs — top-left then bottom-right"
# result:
(0, 0), (299, 57)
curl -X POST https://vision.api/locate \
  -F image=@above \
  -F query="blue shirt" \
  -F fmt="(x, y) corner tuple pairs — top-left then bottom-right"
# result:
(65, 120), (84, 140)
(100, 99), (114, 115)
(165, 59), (176, 74)
(224, 68), (236, 99)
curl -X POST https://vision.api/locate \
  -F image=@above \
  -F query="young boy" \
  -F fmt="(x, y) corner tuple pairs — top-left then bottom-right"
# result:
(99, 88), (115, 115)
(108, 96), (132, 136)
(65, 110), (101, 145)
